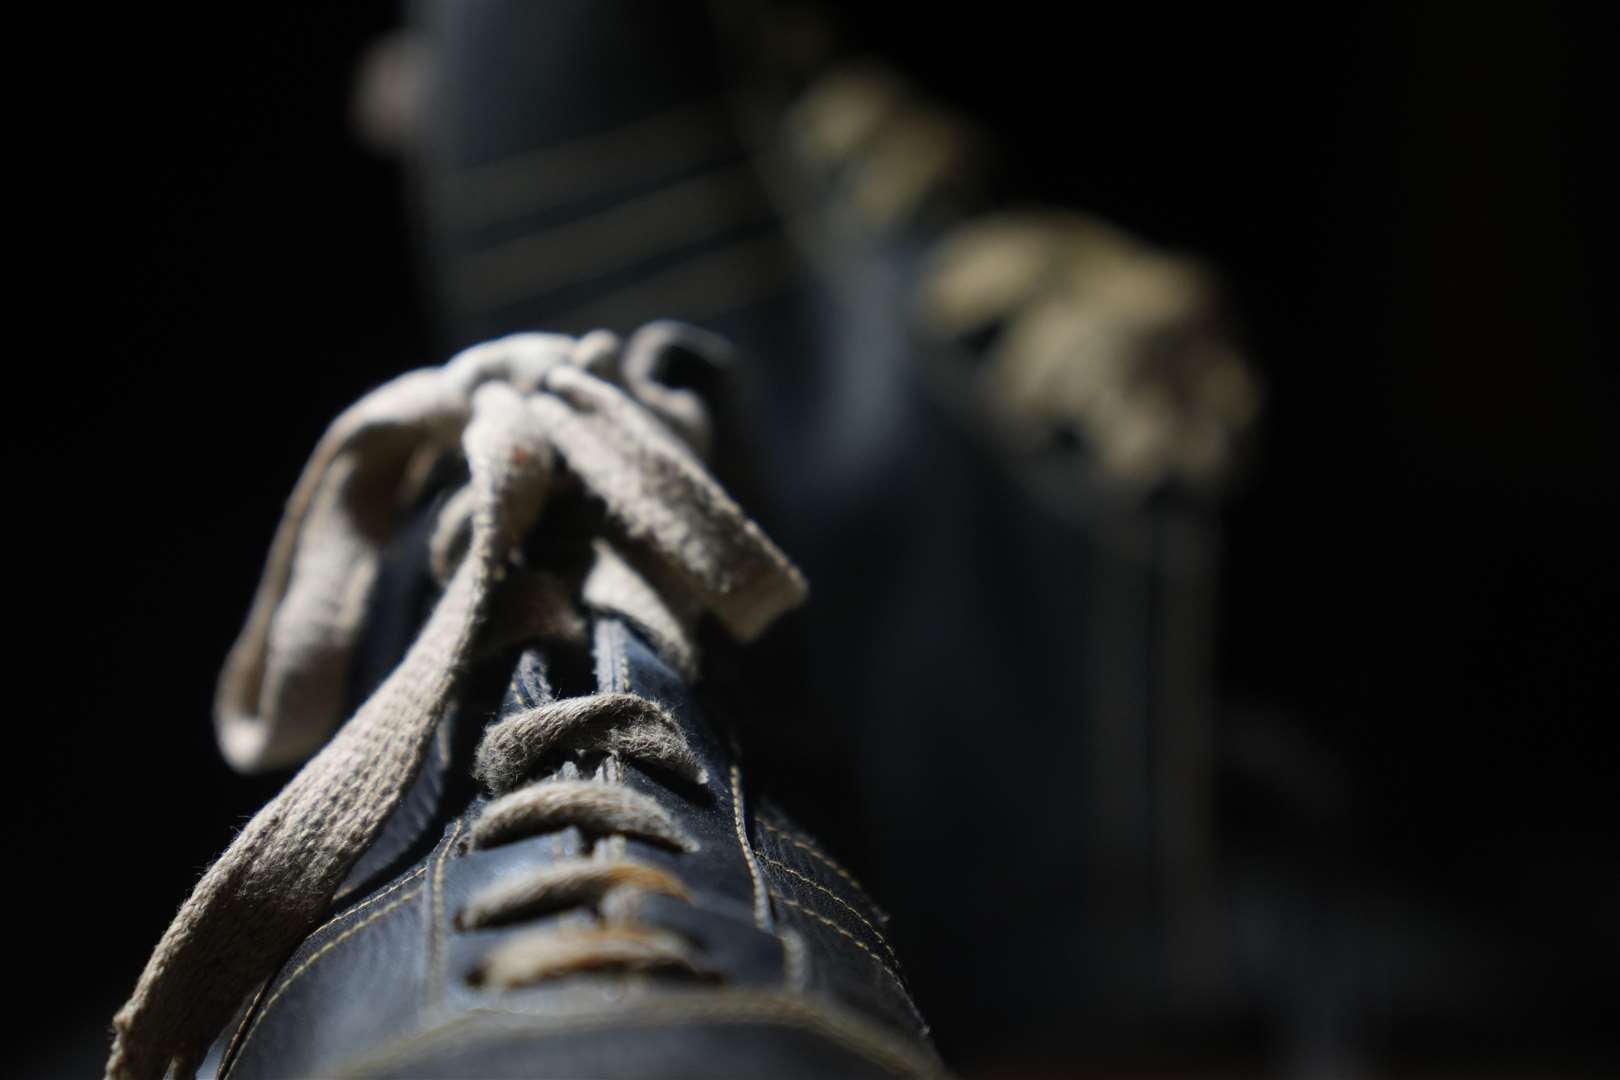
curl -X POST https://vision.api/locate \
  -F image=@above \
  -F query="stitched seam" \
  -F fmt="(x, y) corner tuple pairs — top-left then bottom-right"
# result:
(771, 891), (928, 1034)
(220, 864), (429, 1080)
(760, 818), (879, 905)
(731, 764), (771, 929)
(228, 887), (422, 1070)
(454, 163), (771, 311)
(761, 854), (902, 968)
(333, 994), (940, 1079)
(333, 821), (435, 907)
(216, 978), (268, 1080)
(429, 817), (465, 1003)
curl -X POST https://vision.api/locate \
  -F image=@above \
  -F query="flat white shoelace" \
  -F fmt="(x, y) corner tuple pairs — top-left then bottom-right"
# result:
(457, 693), (709, 989)
(107, 326), (805, 1080)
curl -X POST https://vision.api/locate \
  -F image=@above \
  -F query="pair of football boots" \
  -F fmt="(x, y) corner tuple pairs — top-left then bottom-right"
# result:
(111, 3), (1259, 1076)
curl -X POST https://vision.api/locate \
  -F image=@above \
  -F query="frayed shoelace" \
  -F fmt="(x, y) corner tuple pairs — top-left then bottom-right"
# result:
(457, 692), (710, 990)
(107, 324), (805, 1080)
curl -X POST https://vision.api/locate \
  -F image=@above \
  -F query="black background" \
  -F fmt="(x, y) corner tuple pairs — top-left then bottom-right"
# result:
(10, 3), (1615, 1073)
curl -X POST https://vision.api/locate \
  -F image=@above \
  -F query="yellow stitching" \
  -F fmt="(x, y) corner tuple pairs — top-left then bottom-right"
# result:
(769, 893), (896, 984)
(731, 765), (770, 929)
(216, 977), (268, 1080)
(430, 818), (465, 1000)
(761, 854), (902, 968)
(322, 864), (427, 937)
(330, 829), (434, 907)
(770, 892), (927, 1033)
(760, 819), (880, 907)
(221, 864), (429, 1078)
(229, 888), (421, 1069)
(288, 862), (427, 955)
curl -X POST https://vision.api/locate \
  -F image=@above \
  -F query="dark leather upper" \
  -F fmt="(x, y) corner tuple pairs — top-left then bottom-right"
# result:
(396, 0), (1238, 1060)
(200, 519), (940, 1079)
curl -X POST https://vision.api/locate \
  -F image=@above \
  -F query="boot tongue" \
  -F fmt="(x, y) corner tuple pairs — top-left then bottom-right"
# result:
(344, 471), (465, 714)
(328, 476), (467, 900)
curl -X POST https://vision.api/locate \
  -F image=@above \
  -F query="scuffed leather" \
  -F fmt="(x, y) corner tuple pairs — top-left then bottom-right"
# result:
(207, 615), (938, 1079)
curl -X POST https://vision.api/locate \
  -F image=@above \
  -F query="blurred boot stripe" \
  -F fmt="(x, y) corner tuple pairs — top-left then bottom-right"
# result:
(449, 162), (774, 311)
(524, 231), (797, 335)
(445, 98), (736, 231)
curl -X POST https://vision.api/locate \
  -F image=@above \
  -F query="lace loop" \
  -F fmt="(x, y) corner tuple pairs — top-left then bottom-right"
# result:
(474, 692), (706, 793)
(457, 679), (711, 990)
(456, 859), (688, 932)
(470, 778), (697, 853)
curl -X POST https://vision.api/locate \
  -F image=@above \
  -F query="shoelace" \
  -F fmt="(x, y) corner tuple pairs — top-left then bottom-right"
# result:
(107, 325), (805, 1080)
(786, 63), (1259, 494)
(917, 213), (1261, 492)
(459, 691), (710, 989)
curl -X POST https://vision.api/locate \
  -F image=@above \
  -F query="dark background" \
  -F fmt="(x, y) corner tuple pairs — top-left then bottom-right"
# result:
(11, 3), (1614, 1073)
